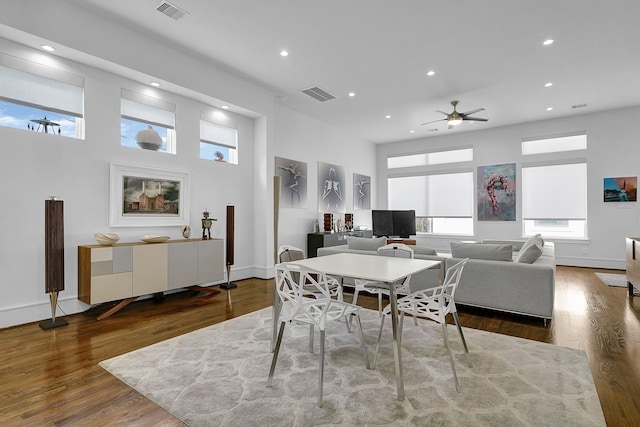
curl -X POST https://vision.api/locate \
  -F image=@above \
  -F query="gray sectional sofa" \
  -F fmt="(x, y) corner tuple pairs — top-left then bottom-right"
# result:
(315, 235), (555, 323)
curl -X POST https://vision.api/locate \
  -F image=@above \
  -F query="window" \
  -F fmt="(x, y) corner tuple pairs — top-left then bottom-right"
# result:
(388, 172), (474, 235)
(120, 89), (176, 153)
(200, 111), (238, 164)
(522, 133), (588, 238)
(0, 53), (84, 138)
(386, 147), (474, 235)
(387, 148), (473, 169)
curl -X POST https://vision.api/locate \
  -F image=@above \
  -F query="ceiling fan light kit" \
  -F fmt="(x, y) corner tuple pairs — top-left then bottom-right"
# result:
(421, 100), (488, 128)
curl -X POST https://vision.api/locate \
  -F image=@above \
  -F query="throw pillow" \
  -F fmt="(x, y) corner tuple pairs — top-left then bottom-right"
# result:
(520, 234), (544, 254)
(516, 240), (543, 263)
(450, 242), (513, 261)
(411, 246), (438, 256)
(347, 236), (387, 251)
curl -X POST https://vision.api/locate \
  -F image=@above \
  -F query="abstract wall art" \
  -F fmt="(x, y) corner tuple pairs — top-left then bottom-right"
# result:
(477, 163), (516, 221)
(604, 176), (637, 202)
(353, 173), (371, 210)
(275, 156), (307, 208)
(318, 161), (345, 213)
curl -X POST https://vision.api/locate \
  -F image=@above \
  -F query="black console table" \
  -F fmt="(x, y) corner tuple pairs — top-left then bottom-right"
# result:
(307, 230), (373, 257)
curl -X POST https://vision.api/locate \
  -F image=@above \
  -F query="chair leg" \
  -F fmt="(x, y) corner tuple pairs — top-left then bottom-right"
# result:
(270, 297), (282, 353)
(441, 321), (461, 393)
(378, 293), (383, 316)
(318, 329), (325, 407)
(267, 321), (286, 387)
(353, 313), (371, 369)
(452, 311), (472, 368)
(309, 324), (314, 353)
(373, 313), (386, 369)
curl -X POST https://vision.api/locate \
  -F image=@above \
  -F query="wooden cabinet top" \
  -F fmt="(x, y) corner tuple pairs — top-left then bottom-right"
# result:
(79, 238), (223, 249)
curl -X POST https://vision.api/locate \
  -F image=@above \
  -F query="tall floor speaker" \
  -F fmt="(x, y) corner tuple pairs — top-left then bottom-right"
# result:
(220, 205), (237, 289)
(40, 197), (68, 329)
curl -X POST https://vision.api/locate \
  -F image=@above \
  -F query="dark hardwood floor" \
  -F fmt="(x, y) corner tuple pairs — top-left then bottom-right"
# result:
(1, 266), (639, 426)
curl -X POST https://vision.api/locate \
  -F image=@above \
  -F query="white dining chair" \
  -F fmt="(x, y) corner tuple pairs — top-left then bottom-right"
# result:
(267, 262), (370, 407)
(375, 258), (471, 391)
(352, 244), (415, 315)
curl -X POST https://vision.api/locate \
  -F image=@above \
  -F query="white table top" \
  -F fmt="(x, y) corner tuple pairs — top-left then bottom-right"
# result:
(286, 253), (440, 283)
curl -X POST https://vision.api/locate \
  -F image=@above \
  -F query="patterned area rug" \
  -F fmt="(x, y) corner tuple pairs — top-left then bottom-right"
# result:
(100, 307), (605, 426)
(594, 272), (627, 288)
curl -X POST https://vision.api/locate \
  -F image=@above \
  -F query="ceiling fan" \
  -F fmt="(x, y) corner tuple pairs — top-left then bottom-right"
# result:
(420, 100), (488, 129)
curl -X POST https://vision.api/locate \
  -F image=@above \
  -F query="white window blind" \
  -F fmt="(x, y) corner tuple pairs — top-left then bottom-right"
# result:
(522, 163), (587, 220)
(522, 133), (586, 155)
(121, 89), (175, 129)
(200, 118), (237, 149)
(387, 148), (472, 169)
(0, 54), (84, 117)
(388, 172), (473, 217)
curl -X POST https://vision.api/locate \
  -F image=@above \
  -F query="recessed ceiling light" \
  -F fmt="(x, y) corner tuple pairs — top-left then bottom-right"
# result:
(150, 82), (161, 87)
(280, 50), (289, 57)
(41, 45), (55, 52)
(221, 105), (229, 110)
(409, 130), (415, 133)
(544, 82), (553, 87)
(385, 115), (391, 119)
(426, 70), (435, 76)
(348, 92), (355, 97)
(546, 107), (553, 111)
(543, 39), (554, 46)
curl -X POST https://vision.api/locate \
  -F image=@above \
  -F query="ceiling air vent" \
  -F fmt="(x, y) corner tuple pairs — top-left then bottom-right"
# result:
(301, 86), (336, 102)
(156, 1), (188, 20)
(572, 103), (588, 109)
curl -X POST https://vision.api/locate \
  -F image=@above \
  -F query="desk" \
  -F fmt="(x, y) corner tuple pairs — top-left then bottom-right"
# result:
(284, 252), (440, 400)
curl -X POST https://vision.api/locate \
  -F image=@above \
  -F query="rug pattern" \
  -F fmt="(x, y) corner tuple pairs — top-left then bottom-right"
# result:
(594, 272), (627, 288)
(100, 308), (605, 426)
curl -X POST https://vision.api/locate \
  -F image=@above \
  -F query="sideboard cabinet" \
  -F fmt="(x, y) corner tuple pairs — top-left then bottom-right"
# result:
(307, 230), (373, 257)
(79, 239), (224, 317)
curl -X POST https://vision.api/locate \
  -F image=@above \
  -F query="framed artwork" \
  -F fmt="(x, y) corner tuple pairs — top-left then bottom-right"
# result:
(110, 163), (190, 227)
(353, 173), (371, 210)
(477, 163), (516, 221)
(318, 161), (346, 213)
(275, 156), (307, 208)
(604, 176), (637, 202)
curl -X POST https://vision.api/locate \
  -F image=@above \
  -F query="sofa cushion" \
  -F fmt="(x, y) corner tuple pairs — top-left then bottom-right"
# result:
(411, 245), (438, 256)
(516, 236), (544, 264)
(450, 242), (513, 261)
(347, 236), (387, 251)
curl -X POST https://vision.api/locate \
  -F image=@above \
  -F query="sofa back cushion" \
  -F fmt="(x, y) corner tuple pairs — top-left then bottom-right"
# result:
(516, 234), (544, 263)
(450, 242), (513, 261)
(347, 236), (387, 251)
(411, 245), (438, 256)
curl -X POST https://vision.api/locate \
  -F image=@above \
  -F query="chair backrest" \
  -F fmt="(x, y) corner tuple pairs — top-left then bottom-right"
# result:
(278, 245), (304, 262)
(275, 263), (333, 313)
(439, 258), (468, 314)
(376, 243), (414, 259)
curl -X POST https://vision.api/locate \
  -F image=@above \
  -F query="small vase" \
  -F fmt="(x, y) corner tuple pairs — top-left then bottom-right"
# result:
(181, 224), (192, 238)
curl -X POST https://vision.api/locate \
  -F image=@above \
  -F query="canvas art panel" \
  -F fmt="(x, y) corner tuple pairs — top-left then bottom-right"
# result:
(477, 163), (516, 221)
(353, 173), (371, 210)
(275, 156), (308, 208)
(604, 176), (637, 202)
(318, 161), (346, 213)
(110, 163), (189, 227)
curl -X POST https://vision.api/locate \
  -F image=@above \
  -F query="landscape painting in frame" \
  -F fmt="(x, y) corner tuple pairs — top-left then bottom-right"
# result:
(477, 163), (516, 221)
(318, 161), (346, 213)
(275, 156), (307, 208)
(110, 163), (189, 227)
(353, 173), (371, 210)
(604, 176), (637, 202)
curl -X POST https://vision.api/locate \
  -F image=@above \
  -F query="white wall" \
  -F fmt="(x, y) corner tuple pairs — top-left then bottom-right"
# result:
(274, 105), (377, 255)
(378, 106), (640, 269)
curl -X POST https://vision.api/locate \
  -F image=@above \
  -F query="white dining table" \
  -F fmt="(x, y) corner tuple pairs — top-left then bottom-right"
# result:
(281, 252), (441, 400)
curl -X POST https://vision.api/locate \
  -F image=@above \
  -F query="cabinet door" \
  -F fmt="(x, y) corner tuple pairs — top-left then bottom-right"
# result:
(133, 244), (168, 295)
(92, 272), (133, 304)
(197, 239), (224, 284)
(168, 241), (198, 290)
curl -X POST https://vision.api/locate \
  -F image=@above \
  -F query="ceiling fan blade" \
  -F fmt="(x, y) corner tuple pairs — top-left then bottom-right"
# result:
(420, 118), (446, 126)
(460, 107), (485, 117)
(435, 110), (449, 116)
(463, 116), (488, 122)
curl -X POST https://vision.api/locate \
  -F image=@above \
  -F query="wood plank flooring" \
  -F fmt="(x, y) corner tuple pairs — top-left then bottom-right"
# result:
(1, 266), (639, 426)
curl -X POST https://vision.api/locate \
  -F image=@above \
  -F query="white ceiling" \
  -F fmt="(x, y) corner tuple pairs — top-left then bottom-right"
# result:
(48, 1), (640, 143)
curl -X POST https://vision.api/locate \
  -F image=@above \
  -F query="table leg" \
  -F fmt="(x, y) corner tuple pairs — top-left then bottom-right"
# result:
(271, 281), (281, 352)
(387, 282), (404, 400)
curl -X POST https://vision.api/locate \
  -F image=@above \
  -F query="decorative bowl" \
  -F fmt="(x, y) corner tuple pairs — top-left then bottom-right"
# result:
(140, 235), (170, 243)
(95, 232), (120, 245)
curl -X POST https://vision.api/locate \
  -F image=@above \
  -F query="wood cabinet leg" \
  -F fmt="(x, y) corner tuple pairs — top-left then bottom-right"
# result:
(96, 297), (137, 320)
